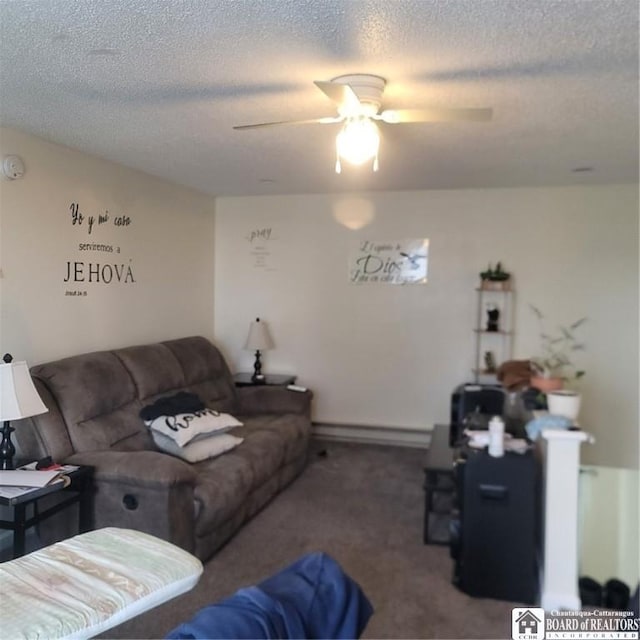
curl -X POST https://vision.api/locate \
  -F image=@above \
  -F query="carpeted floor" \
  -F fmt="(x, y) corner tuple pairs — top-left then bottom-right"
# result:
(103, 439), (518, 639)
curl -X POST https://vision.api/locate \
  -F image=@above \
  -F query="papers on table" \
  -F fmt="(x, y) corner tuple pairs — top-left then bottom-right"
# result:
(0, 470), (63, 487)
(0, 464), (79, 500)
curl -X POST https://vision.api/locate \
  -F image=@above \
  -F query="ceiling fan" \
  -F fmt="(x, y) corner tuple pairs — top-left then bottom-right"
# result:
(233, 74), (493, 173)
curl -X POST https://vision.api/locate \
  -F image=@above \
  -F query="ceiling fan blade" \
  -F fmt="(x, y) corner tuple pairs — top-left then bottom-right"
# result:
(234, 116), (342, 130)
(378, 107), (493, 124)
(313, 80), (361, 112)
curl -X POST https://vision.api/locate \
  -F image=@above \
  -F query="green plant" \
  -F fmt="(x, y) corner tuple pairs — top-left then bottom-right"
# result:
(480, 261), (510, 282)
(529, 304), (587, 384)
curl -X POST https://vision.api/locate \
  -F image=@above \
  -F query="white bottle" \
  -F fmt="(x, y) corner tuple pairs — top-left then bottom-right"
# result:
(488, 416), (505, 457)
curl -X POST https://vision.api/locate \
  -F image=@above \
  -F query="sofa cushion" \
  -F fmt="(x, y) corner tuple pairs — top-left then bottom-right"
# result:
(146, 409), (243, 447)
(232, 414), (310, 465)
(163, 337), (237, 412)
(225, 430), (286, 488)
(152, 432), (244, 463)
(30, 352), (146, 453)
(32, 352), (135, 425)
(79, 401), (153, 451)
(116, 343), (186, 400)
(193, 455), (255, 534)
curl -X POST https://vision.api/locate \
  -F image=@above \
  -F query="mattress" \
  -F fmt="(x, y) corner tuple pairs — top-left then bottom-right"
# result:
(1, 527), (203, 640)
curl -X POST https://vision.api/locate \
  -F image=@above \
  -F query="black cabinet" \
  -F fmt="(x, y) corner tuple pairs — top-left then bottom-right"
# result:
(450, 447), (540, 604)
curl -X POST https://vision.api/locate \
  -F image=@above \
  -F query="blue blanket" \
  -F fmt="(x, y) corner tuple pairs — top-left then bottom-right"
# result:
(166, 552), (374, 639)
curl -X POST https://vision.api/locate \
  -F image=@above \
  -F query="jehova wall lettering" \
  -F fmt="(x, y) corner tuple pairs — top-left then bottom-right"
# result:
(63, 261), (135, 283)
(65, 201), (136, 296)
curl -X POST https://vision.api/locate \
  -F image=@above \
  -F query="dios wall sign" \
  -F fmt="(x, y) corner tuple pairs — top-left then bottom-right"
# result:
(349, 239), (429, 285)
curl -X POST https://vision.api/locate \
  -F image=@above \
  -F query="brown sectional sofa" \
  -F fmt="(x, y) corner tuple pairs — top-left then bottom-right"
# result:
(16, 336), (312, 561)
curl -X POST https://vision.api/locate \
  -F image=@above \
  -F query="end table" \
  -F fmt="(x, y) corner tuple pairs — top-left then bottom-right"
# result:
(233, 372), (297, 387)
(0, 465), (93, 558)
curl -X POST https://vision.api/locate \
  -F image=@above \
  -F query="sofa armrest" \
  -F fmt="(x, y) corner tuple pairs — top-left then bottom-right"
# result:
(65, 449), (197, 488)
(63, 450), (198, 552)
(235, 386), (312, 416)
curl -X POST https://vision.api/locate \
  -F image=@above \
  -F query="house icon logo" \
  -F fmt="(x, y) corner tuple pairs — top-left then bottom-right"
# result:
(512, 607), (545, 640)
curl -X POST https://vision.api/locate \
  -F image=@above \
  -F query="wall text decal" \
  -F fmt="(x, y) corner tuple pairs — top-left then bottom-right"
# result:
(63, 261), (135, 284)
(64, 201), (136, 297)
(70, 202), (131, 235)
(349, 239), (429, 284)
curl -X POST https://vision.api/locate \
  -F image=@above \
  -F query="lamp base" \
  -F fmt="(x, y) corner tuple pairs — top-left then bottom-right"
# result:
(0, 420), (16, 470)
(251, 349), (264, 382)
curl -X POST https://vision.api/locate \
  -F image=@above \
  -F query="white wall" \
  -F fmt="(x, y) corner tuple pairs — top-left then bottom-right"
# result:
(0, 127), (216, 364)
(214, 186), (639, 469)
(1, 130), (636, 470)
(579, 466), (639, 587)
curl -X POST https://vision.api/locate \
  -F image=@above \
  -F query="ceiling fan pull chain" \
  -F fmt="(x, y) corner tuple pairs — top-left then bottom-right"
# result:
(335, 154), (342, 174)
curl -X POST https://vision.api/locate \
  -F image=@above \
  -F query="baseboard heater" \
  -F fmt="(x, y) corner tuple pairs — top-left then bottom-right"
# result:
(312, 422), (432, 448)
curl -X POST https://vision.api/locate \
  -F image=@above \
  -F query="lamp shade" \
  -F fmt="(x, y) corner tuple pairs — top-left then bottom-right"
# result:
(0, 360), (48, 421)
(244, 318), (274, 351)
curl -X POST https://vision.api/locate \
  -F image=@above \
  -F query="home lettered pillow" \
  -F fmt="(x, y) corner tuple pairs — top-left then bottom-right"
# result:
(145, 408), (243, 447)
(152, 431), (244, 463)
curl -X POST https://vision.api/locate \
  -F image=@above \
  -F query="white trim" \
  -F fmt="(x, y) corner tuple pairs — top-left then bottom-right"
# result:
(312, 422), (433, 448)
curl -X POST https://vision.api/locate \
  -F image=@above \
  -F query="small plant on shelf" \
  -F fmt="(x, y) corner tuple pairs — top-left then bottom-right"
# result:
(480, 261), (510, 282)
(529, 304), (587, 386)
(479, 262), (511, 289)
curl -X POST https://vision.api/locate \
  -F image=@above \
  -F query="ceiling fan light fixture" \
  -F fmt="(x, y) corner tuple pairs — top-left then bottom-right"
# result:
(233, 75), (492, 176)
(335, 117), (380, 171)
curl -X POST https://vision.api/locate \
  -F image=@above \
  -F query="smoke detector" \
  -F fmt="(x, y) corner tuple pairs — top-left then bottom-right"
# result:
(2, 155), (25, 180)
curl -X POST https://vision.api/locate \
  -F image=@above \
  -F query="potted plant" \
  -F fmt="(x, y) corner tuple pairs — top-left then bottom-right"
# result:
(479, 262), (511, 290)
(529, 304), (587, 420)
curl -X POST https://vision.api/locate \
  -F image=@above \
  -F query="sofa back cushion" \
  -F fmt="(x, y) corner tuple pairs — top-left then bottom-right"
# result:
(30, 351), (149, 453)
(115, 342), (186, 399)
(162, 337), (237, 413)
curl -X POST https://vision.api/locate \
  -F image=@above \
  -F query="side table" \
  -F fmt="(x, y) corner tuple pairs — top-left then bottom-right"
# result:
(233, 372), (297, 387)
(423, 424), (455, 545)
(0, 465), (93, 558)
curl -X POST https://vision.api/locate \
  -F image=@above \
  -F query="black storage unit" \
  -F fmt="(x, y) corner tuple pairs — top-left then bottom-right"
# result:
(449, 383), (506, 446)
(450, 446), (540, 604)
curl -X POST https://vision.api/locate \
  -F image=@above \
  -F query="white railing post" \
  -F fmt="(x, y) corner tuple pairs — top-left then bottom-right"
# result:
(540, 428), (594, 611)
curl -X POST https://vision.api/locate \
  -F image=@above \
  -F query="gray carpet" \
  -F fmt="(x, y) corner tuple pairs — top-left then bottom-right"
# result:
(103, 440), (516, 639)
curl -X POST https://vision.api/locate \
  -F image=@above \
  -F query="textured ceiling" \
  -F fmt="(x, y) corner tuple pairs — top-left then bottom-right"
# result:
(0, 0), (637, 196)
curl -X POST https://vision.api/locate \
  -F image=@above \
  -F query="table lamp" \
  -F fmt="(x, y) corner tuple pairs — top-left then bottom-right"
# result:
(244, 318), (274, 382)
(0, 354), (48, 470)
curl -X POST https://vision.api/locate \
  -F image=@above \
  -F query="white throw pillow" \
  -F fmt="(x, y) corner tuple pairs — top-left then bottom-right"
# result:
(152, 431), (244, 463)
(145, 408), (243, 447)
